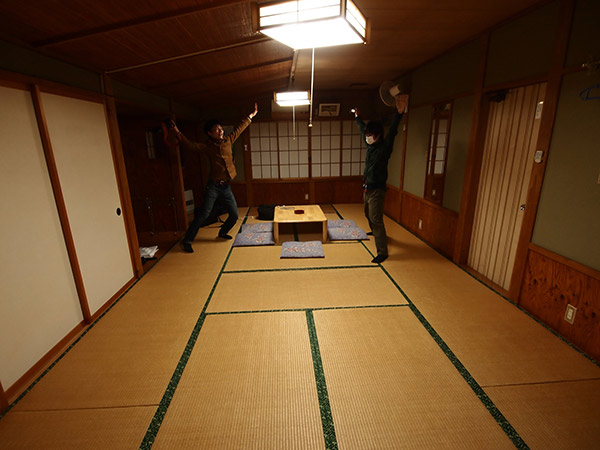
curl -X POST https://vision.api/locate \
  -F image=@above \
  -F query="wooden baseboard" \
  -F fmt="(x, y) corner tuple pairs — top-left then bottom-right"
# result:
(5, 321), (87, 408)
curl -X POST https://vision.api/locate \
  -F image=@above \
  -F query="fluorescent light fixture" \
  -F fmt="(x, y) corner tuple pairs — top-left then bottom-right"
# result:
(275, 90), (311, 106)
(258, 0), (367, 49)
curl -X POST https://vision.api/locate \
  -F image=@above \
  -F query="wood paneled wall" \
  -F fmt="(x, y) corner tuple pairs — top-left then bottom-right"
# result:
(233, 177), (364, 207)
(314, 178), (363, 205)
(400, 192), (457, 258)
(384, 185), (401, 223)
(520, 244), (600, 362)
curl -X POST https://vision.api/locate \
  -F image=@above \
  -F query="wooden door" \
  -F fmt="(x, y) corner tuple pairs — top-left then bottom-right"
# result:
(468, 83), (546, 290)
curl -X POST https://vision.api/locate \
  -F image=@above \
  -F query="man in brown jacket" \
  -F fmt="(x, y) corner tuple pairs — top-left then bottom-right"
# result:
(170, 103), (258, 253)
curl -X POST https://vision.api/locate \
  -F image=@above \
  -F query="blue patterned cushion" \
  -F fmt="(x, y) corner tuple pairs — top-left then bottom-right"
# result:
(280, 241), (324, 258)
(327, 219), (358, 229)
(328, 226), (369, 241)
(233, 232), (274, 247)
(241, 222), (273, 233)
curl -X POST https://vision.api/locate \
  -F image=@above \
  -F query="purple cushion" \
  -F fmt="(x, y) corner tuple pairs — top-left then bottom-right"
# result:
(233, 232), (274, 247)
(327, 219), (358, 229)
(280, 241), (325, 258)
(327, 226), (369, 241)
(241, 222), (273, 233)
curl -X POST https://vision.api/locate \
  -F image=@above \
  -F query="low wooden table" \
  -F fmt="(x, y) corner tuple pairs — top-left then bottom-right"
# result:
(273, 205), (328, 243)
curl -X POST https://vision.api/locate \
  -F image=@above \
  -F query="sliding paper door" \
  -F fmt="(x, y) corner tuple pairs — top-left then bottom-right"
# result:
(40, 92), (134, 315)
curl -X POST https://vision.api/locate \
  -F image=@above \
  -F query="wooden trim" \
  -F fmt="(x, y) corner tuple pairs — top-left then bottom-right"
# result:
(461, 264), (510, 299)
(453, 33), (490, 264)
(529, 243), (600, 281)
(89, 278), (137, 323)
(168, 96), (189, 231)
(509, 0), (576, 301)
(482, 75), (549, 94)
(0, 380), (8, 412)
(4, 321), (87, 406)
(102, 84), (144, 278)
(30, 85), (92, 323)
(37, 83), (104, 105)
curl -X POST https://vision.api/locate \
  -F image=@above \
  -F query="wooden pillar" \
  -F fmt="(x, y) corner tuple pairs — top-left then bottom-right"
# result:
(168, 97), (189, 230)
(101, 74), (144, 278)
(453, 33), (491, 265)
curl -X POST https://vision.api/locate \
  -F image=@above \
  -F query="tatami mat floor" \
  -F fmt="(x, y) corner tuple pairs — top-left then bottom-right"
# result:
(1, 204), (599, 449)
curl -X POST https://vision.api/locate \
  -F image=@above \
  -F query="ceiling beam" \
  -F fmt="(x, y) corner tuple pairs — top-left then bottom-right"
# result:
(32, 0), (245, 48)
(105, 35), (271, 74)
(148, 57), (293, 90)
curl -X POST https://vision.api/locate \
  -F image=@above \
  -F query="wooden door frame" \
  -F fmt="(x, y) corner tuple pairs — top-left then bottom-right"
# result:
(508, 0), (575, 301)
(454, 0), (575, 302)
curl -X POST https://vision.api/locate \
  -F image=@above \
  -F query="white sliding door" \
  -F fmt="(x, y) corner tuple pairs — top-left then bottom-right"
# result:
(0, 86), (83, 388)
(41, 92), (134, 315)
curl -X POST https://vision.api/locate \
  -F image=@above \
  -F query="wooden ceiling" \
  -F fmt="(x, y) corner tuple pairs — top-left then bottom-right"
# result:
(0, 0), (547, 111)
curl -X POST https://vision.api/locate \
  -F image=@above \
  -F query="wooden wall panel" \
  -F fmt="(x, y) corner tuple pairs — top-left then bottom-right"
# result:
(119, 115), (180, 233)
(251, 181), (310, 206)
(520, 245), (600, 362)
(400, 192), (457, 258)
(384, 185), (401, 222)
(231, 182), (247, 207)
(314, 178), (363, 205)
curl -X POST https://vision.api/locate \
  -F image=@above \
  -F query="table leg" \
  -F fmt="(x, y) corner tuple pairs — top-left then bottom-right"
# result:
(322, 220), (327, 243)
(274, 222), (279, 243)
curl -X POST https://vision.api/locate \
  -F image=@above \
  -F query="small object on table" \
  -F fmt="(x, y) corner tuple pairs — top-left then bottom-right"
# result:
(294, 209), (304, 214)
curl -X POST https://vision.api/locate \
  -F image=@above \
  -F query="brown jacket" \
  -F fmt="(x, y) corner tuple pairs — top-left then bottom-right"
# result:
(178, 117), (251, 182)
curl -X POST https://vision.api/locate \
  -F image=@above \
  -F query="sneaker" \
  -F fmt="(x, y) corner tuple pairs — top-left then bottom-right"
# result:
(218, 233), (232, 240)
(182, 242), (194, 253)
(371, 255), (387, 264)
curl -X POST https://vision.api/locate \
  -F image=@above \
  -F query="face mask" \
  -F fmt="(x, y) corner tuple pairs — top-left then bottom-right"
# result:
(365, 136), (376, 145)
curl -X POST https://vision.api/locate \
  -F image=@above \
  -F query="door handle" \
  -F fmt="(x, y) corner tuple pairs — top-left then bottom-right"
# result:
(520, 204), (526, 211)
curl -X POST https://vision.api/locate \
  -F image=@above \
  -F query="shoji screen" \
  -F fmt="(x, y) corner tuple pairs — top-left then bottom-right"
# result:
(0, 85), (83, 388)
(40, 92), (134, 315)
(311, 121), (341, 177)
(341, 120), (365, 176)
(250, 121), (309, 179)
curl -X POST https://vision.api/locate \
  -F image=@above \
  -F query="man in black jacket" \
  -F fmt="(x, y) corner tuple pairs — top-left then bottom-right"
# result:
(354, 95), (409, 263)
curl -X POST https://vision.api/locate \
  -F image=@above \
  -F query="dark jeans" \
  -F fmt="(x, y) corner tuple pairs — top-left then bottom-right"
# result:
(363, 188), (387, 257)
(184, 181), (238, 243)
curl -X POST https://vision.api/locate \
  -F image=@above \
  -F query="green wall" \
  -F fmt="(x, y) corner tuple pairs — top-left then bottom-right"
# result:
(532, 71), (600, 270)
(411, 40), (479, 106)
(403, 105), (430, 197)
(0, 39), (200, 120)
(485, 1), (559, 87)
(443, 95), (473, 212)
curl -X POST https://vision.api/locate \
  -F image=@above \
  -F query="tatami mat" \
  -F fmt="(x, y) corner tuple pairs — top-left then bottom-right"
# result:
(0, 406), (155, 450)
(314, 307), (514, 449)
(486, 379), (600, 450)
(378, 218), (600, 386)
(152, 312), (325, 450)
(207, 267), (408, 313)
(2, 203), (599, 449)
(11, 267), (219, 411)
(226, 241), (373, 271)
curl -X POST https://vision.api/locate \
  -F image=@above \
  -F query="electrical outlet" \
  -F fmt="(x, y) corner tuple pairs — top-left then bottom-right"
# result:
(564, 304), (577, 324)
(418, 219), (423, 230)
(305, 193), (309, 200)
